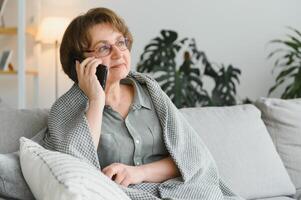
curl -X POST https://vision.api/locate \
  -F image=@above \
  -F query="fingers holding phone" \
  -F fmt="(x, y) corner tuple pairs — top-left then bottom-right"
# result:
(75, 57), (106, 104)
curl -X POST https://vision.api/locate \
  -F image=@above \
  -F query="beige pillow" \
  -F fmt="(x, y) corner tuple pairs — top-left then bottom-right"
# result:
(255, 97), (301, 199)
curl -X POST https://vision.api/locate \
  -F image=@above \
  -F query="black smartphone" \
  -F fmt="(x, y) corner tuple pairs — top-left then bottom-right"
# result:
(73, 57), (108, 90)
(96, 64), (108, 90)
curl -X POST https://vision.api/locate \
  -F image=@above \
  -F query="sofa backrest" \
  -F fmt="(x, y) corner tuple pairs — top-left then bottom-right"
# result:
(0, 101), (49, 153)
(180, 104), (295, 199)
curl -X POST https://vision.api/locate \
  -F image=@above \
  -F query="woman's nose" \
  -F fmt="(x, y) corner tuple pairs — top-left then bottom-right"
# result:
(110, 45), (122, 59)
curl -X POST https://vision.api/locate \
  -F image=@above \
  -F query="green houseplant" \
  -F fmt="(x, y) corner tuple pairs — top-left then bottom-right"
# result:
(268, 27), (301, 99)
(137, 30), (241, 108)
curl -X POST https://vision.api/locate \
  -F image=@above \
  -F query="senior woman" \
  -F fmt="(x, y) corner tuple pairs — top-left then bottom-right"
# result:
(63, 7), (179, 187)
(43, 7), (241, 200)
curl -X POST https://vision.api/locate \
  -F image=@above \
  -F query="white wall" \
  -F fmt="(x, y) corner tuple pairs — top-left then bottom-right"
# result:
(1, 0), (300, 108)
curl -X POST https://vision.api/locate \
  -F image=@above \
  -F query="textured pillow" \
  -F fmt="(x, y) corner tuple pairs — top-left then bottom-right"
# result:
(180, 104), (295, 199)
(0, 108), (48, 153)
(19, 137), (131, 200)
(0, 128), (46, 200)
(255, 97), (301, 199)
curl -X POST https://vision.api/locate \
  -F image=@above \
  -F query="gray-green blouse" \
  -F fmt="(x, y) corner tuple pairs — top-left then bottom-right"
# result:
(97, 77), (169, 168)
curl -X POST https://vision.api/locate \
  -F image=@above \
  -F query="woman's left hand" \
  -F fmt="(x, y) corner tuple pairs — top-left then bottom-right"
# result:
(102, 163), (145, 187)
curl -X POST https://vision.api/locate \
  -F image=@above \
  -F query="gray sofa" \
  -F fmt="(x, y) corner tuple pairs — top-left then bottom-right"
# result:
(0, 97), (300, 200)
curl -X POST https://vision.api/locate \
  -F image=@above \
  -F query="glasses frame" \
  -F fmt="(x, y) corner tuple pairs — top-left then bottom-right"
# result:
(84, 37), (130, 58)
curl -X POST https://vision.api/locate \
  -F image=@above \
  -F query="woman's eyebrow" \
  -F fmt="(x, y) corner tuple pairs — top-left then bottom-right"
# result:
(92, 40), (108, 49)
(92, 36), (124, 48)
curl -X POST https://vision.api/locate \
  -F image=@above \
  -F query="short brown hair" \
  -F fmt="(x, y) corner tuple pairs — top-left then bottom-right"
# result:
(60, 7), (133, 83)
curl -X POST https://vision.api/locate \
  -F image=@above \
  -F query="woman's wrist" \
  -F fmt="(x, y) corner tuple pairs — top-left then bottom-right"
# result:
(136, 165), (148, 183)
(135, 157), (180, 183)
(89, 98), (105, 109)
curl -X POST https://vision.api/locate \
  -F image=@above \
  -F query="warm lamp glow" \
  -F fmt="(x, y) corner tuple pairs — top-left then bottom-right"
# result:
(36, 17), (70, 44)
(36, 17), (71, 100)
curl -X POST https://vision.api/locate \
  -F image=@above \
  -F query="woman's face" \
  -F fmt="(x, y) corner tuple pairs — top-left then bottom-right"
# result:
(85, 23), (131, 84)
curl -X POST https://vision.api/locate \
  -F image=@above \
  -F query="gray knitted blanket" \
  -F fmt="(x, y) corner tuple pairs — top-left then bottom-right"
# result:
(43, 71), (242, 200)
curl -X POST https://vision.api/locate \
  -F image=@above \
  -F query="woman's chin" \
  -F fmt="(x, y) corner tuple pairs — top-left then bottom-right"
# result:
(108, 67), (130, 82)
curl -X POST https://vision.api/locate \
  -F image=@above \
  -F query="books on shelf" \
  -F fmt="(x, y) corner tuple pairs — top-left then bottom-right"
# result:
(0, 0), (7, 19)
(0, 49), (13, 71)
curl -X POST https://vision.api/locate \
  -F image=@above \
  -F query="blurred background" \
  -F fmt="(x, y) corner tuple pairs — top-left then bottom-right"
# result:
(0, 0), (300, 109)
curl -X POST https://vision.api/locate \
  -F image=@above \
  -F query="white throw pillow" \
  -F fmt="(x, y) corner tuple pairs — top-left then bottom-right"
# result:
(255, 97), (301, 199)
(19, 137), (131, 200)
(180, 104), (295, 199)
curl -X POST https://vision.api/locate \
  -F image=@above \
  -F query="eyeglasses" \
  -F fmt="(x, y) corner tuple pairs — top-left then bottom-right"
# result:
(84, 37), (130, 57)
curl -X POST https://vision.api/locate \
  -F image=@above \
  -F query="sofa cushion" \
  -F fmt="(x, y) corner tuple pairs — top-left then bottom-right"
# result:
(180, 104), (295, 199)
(0, 152), (34, 200)
(19, 137), (131, 200)
(258, 197), (295, 200)
(255, 97), (301, 199)
(0, 98), (11, 110)
(0, 108), (48, 153)
(0, 128), (46, 200)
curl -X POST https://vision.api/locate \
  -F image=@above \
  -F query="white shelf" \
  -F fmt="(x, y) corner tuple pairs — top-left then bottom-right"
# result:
(0, 69), (38, 76)
(0, 0), (39, 109)
(0, 27), (36, 36)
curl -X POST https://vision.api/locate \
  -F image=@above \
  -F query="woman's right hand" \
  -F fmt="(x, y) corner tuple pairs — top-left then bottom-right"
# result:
(75, 57), (105, 106)
(76, 57), (105, 149)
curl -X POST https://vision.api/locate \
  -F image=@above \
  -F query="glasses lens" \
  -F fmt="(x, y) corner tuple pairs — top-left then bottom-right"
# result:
(116, 38), (129, 51)
(97, 44), (111, 57)
(94, 38), (130, 57)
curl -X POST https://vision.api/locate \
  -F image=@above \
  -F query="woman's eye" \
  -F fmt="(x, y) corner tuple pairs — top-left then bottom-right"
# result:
(98, 45), (110, 53)
(116, 40), (126, 47)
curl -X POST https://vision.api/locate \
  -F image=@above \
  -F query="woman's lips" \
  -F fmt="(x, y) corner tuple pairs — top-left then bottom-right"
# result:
(110, 63), (125, 69)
